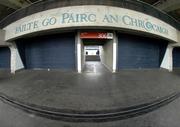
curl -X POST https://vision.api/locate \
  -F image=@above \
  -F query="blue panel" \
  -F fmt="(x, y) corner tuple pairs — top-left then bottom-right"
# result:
(0, 47), (10, 69)
(118, 34), (167, 69)
(173, 48), (180, 68)
(16, 33), (75, 70)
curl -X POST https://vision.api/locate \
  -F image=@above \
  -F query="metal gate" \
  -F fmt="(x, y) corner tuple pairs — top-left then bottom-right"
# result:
(118, 34), (167, 69)
(0, 47), (10, 69)
(17, 33), (75, 70)
(173, 47), (180, 68)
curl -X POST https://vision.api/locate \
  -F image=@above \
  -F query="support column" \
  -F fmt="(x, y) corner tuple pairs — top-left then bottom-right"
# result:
(112, 31), (118, 73)
(76, 32), (82, 73)
(160, 44), (173, 71)
(0, 30), (11, 46)
(10, 43), (24, 74)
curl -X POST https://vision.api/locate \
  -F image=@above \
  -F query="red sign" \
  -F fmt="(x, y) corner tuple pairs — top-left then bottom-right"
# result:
(80, 32), (113, 39)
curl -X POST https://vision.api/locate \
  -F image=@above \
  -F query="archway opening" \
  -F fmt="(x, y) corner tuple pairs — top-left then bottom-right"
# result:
(80, 32), (114, 73)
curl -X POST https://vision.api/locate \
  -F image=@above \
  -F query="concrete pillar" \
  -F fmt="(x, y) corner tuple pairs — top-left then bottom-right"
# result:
(112, 32), (118, 73)
(0, 29), (11, 46)
(0, 30), (5, 45)
(9, 43), (24, 74)
(160, 44), (173, 71)
(10, 43), (16, 74)
(76, 31), (82, 73)
(81, 42), (85, 71)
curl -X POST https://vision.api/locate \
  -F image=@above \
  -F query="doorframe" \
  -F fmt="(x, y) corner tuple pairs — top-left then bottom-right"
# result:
(76, 31), (118, 73)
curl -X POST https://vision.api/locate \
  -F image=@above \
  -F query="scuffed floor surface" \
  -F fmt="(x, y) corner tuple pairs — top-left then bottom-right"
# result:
(0, 96), (180, 127)
(0, 62), (180, 111)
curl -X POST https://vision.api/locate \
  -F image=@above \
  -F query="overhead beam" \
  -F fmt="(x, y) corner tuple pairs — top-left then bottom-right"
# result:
(0, 0), (31, 10)
(154, 0), (180, 12)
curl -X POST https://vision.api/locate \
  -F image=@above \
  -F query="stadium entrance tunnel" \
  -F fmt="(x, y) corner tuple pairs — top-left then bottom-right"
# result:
(79, 32), (116, 73)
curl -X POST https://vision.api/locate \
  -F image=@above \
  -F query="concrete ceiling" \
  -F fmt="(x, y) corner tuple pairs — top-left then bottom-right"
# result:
(0, 0), (179, 24)
(0, 0), (34, 21)
(0, 0), (32, 9)
(140, 0), (159, 5)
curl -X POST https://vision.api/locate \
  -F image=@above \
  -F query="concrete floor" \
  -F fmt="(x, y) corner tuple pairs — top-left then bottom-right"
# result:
(1, 96), (180, 127)
(0, 62), (180, 111)
(83, 61), (110, 73)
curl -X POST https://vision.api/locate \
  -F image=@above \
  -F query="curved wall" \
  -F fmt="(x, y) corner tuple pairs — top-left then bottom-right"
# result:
(0, 0), (179, 29)
(3, 5), (179, 43)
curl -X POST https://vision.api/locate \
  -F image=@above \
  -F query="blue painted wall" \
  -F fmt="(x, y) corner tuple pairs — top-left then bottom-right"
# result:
(118, 33), (167, 69)
(16, 33), (75, 70)
(0, 47), (10, 69)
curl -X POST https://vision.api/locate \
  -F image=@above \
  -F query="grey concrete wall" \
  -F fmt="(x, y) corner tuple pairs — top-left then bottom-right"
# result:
(178, 32), (180, 44)
(0, 30), (9, 46)
(81, 42), (85, 70)
(100, 46), (104, 66)
(100, 40), (113, 71)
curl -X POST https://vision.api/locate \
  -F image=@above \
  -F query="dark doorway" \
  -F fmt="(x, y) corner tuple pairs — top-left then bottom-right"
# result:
(0, 47), (10, 69)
